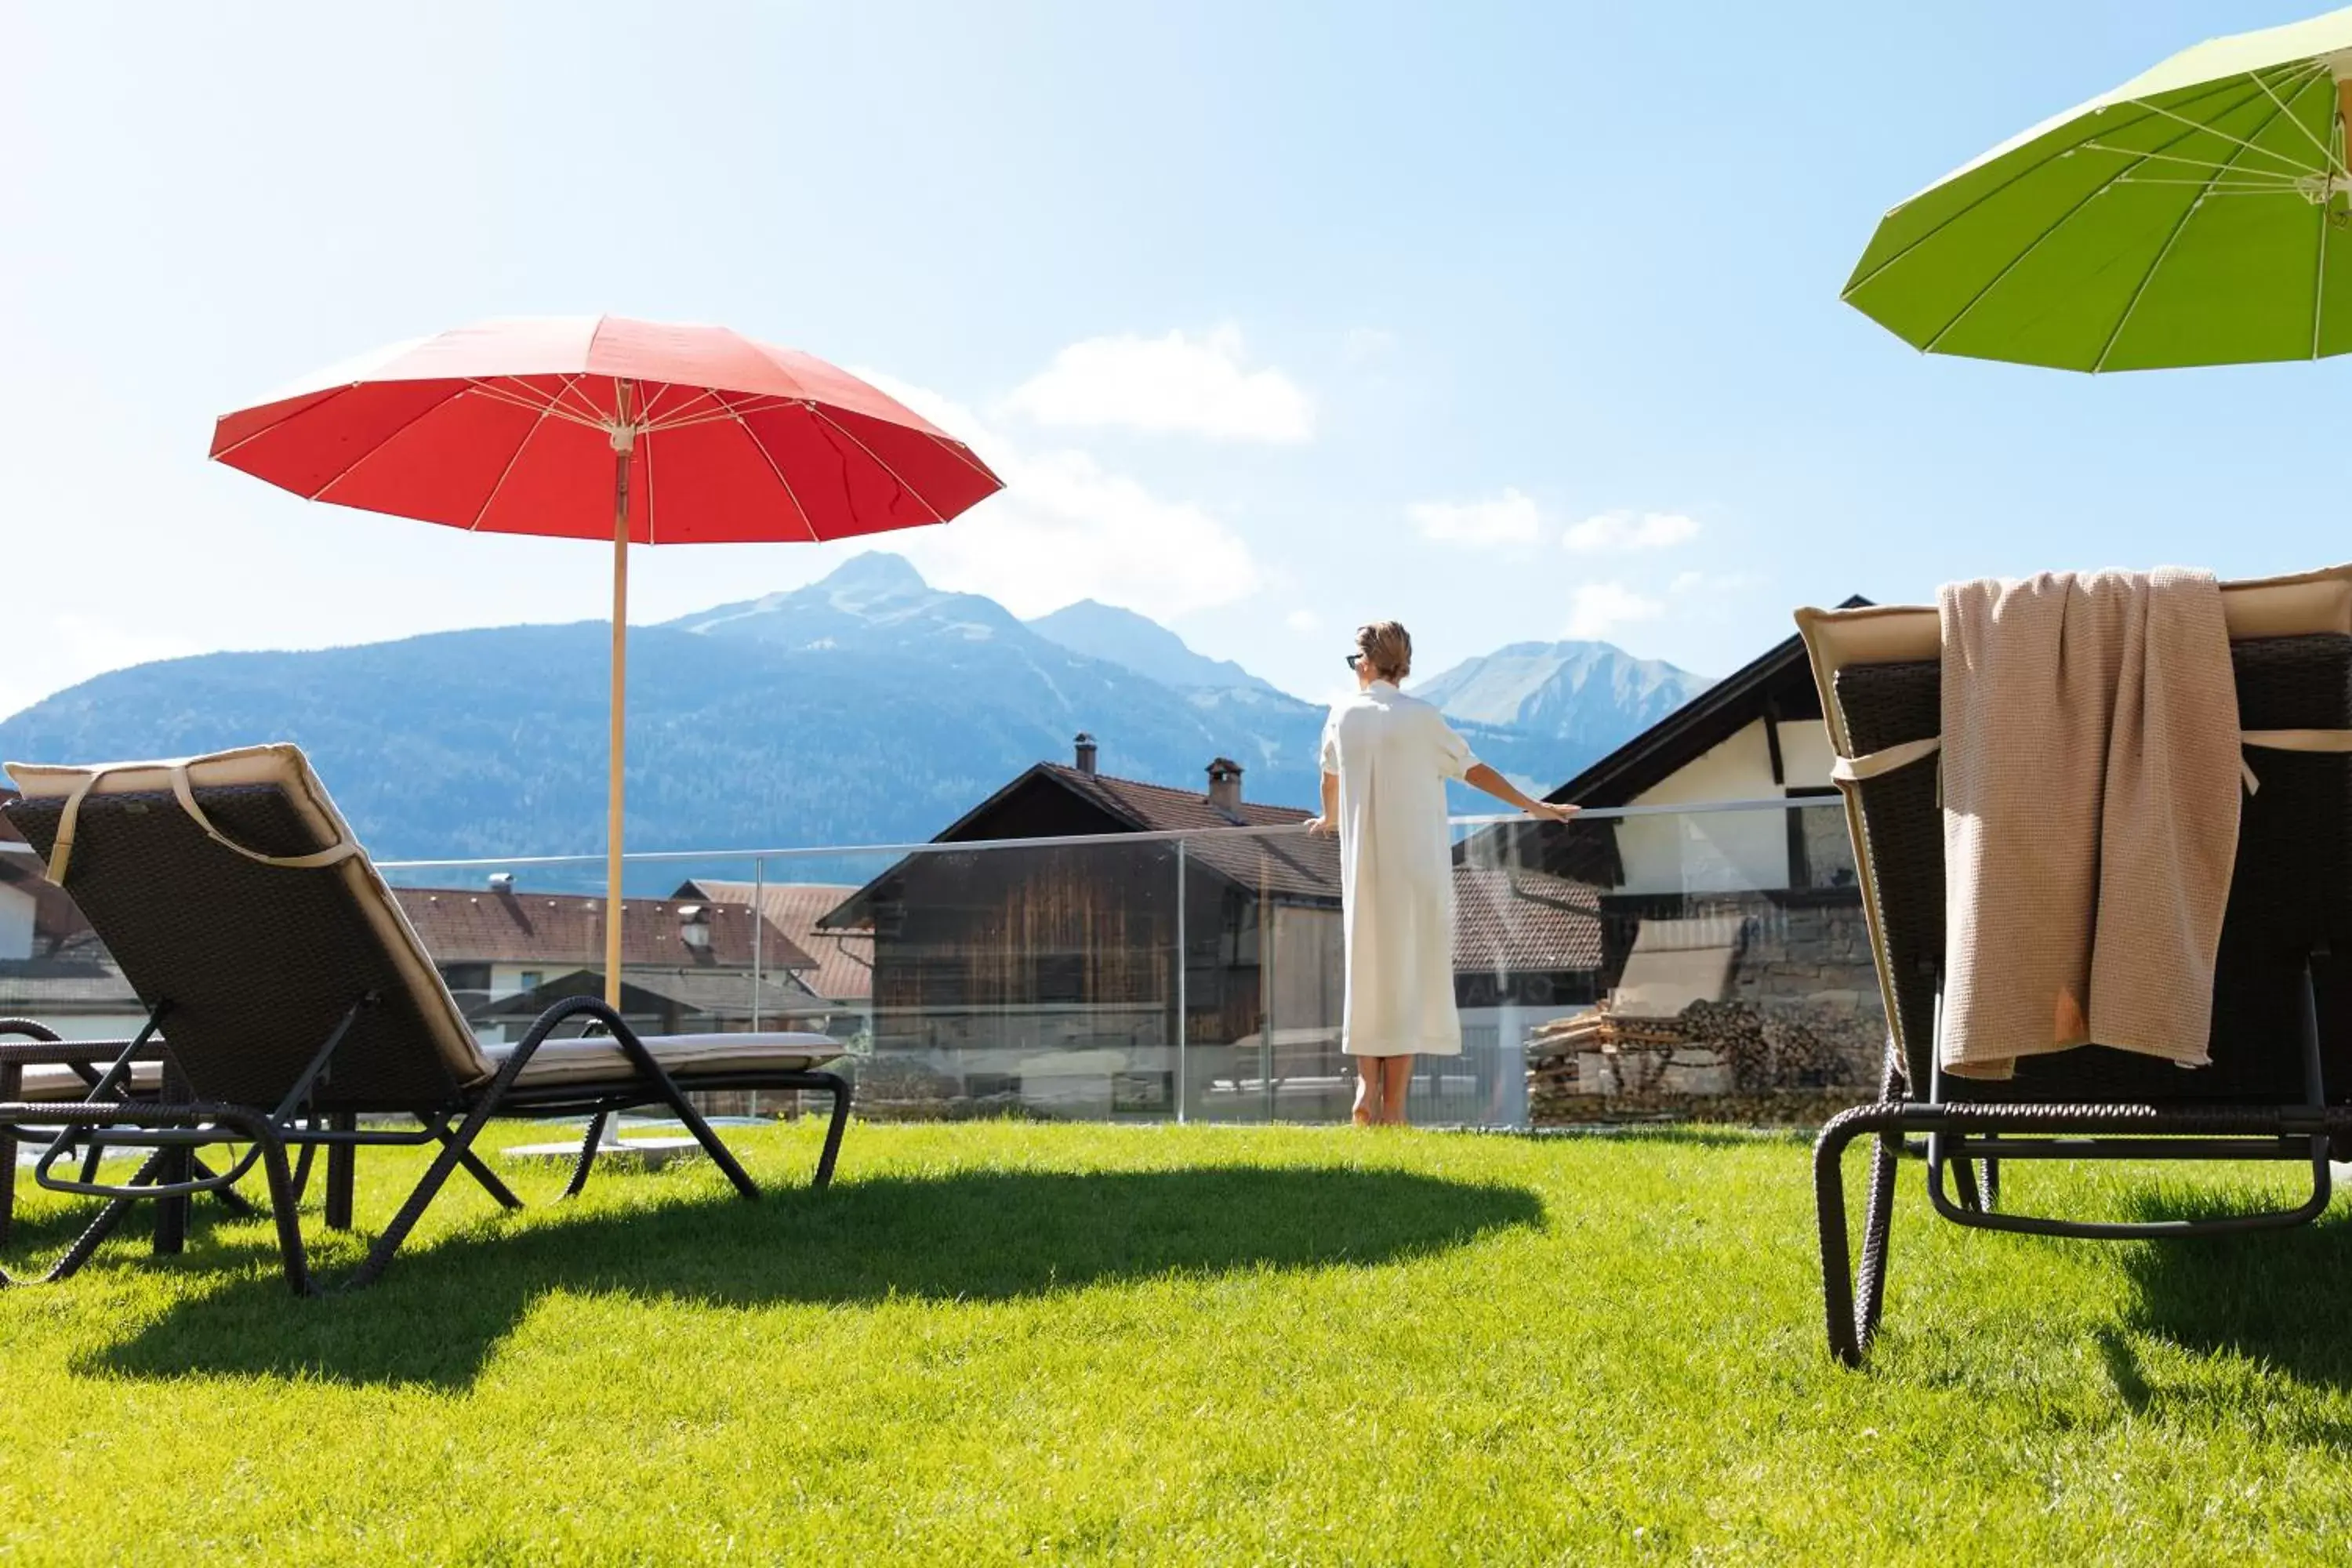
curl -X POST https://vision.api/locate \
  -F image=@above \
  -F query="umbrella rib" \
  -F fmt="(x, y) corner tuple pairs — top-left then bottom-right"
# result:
(732, 412), (823, 543)
(465, 401), (556, 532)
(911, 429), (1004, 488)
(808, 407), (951, 524)
(2092, 78), (2311, 372)
(642, 383), (724, 430)
(633, 379), (682, 427)
(463, 377), (608, 431)
(302, 387), (470, 502)
(2114, 173), (2314, 187)
(2087, 143), (2317, 180)
(1843, 72), (2281, 299)
(209, 383), (361, 463)
(2246, 60), (2345, 180)
(2114, 64), (2330, 172)
(1918, 78), (2296, 353)
(645, 395), (800, 434)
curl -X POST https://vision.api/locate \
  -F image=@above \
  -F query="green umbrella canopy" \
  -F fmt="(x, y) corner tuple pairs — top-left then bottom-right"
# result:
(1846, 6), (2352, 370)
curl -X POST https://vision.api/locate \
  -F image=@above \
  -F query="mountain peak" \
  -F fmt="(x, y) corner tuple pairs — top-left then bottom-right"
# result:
(1414, 641), (1711, 745)
(817, 551), (930, 599)
(1028, 600), (1286, 698)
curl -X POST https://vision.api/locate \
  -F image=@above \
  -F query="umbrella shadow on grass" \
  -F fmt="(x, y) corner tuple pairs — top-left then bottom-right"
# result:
(2110, 1187), (2352, 1406)
(84, 1164), (1544, 1390)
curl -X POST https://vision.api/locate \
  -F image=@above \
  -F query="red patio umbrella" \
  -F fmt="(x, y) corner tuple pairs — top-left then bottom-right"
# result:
(211, 314), (1003, 1006)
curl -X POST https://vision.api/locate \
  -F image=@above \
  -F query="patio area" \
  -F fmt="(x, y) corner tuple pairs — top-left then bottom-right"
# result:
(3, 1119), (2347, 1562)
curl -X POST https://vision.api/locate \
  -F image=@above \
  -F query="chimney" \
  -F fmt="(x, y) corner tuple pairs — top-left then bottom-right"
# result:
(1073, 732), (1099, 775)
(1206, 757), (1243, 817)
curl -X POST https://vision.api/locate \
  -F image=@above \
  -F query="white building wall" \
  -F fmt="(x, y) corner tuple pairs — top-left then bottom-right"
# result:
(1614, 716), (1835, 895)
(0, 883), (32, 962)
(489, 962), (555, 999)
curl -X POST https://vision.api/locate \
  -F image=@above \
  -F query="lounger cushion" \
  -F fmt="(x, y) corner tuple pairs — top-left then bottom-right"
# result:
(494, 1030), (844, 1089)
(7, 1062), (166, 1104)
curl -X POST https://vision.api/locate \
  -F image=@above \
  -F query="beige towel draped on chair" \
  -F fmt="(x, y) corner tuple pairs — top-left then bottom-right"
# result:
(1822, 568), (2352, 1080)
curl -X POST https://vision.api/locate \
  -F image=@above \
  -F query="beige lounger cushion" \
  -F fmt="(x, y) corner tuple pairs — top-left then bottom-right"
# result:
(5, 743), (496, 1090)
(7, 1062), (167, 1104)
(493, 1031), (844, 1089)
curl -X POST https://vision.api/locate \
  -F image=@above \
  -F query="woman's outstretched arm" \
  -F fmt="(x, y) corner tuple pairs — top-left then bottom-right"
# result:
(1305, 770), (1340, 835)
(1465, 763), (1579, 822)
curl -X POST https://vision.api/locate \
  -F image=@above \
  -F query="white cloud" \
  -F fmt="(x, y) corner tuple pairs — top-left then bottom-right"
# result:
(1286, 608), (1321, 633)
(1406, 488), (1544, 546)
(1562, 510), (1700, 554)
(1564, 583), (1663, 641)
(1002, 325), (1314, 444)
(853, 369), (1261, 619)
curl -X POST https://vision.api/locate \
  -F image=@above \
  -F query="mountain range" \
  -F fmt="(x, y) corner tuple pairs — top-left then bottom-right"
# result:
(0, 554), (1711, 877)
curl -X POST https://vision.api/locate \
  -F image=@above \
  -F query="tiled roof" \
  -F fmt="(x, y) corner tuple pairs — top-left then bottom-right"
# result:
(1451, 866), (1603, 975)
(0, 956), (140, 1010)
(686, 881), (872, 1002)
(1042, 764), (1341, 902)
(390, 887), (818, 973)
(468, 965), (833, 1025)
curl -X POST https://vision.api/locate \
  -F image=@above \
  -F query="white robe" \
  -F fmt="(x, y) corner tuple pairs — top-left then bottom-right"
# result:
(1320, 681), (1477, 1057)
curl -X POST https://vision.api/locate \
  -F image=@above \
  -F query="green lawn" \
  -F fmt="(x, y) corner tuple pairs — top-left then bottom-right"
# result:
(1, 1120), (2347, 1563)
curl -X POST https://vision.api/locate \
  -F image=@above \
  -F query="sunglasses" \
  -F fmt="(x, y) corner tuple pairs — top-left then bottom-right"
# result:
(1345, 653), (1363, 670)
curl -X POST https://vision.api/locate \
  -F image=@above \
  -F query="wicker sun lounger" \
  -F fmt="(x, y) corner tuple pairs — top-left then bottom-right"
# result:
(0, 744), (851, 1295)
(1795, 564), (2352, 1367)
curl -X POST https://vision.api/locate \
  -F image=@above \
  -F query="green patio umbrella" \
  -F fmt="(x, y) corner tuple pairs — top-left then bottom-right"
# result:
(1845, 6), (2352, 368)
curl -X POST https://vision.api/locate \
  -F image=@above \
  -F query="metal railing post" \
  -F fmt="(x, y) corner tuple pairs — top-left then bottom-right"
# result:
(750, 854), (764, 1120)
(1174, 838), (1188, 1125)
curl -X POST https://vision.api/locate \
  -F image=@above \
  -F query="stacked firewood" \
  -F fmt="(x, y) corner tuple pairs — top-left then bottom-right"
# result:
(1526, 995), (1882, 1123)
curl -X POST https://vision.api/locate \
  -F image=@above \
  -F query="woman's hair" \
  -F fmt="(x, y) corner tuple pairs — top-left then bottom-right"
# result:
(1353, 621), (1412, 682)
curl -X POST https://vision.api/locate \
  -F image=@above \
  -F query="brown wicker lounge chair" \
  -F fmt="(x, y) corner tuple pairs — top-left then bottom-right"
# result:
(0, 744), (851, 1295)
(1795, 565), (2352, 1367)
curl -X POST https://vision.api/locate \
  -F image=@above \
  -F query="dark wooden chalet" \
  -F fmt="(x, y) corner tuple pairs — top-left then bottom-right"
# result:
(818, 735), (1343, 1112)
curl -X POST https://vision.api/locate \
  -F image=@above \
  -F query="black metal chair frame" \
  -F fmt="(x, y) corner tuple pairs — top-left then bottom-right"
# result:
(1802, 628), (2352, 1368)
(1815, 960), (2352, 1367)
(0, 993), (851, 1296)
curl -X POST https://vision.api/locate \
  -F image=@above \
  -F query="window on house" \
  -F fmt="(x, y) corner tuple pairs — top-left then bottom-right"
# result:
(517, 970), (543, 993)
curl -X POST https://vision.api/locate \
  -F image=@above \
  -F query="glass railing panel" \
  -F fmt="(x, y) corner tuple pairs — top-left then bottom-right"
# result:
(1478, 799), (1885, 1128)
(844, 835), (1182, 1124)
(0, 799), (1886, 1131)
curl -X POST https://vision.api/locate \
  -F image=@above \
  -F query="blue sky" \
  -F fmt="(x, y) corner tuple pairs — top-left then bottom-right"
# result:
(5, 1), (2347, 716)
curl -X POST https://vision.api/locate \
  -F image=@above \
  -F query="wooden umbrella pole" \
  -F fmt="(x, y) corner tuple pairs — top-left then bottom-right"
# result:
(604, 390), (636, 1011)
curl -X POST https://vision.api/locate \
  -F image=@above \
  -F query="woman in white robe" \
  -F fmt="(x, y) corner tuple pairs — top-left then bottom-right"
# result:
(1307, 622), (1578, 1126)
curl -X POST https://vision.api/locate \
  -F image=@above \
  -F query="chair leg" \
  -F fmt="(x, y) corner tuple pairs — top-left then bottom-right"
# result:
(441, 1128), (524, 1210)
(562, 1112), (610, 1200)
(1816, 1105), (1901, 1369)
(345, 1100), (503, 1292)
(324, 1114), (357, 1232)
(655, 1087), (759, 1200)
(234, 1117), (315, 1298)
(289, 1135), (318, 1203)
(808, 1073), (851, 1190)
(42, 1150), (170, 1284)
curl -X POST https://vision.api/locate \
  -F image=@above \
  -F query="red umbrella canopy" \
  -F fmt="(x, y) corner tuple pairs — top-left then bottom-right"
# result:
(210, 315), (1003, 542)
